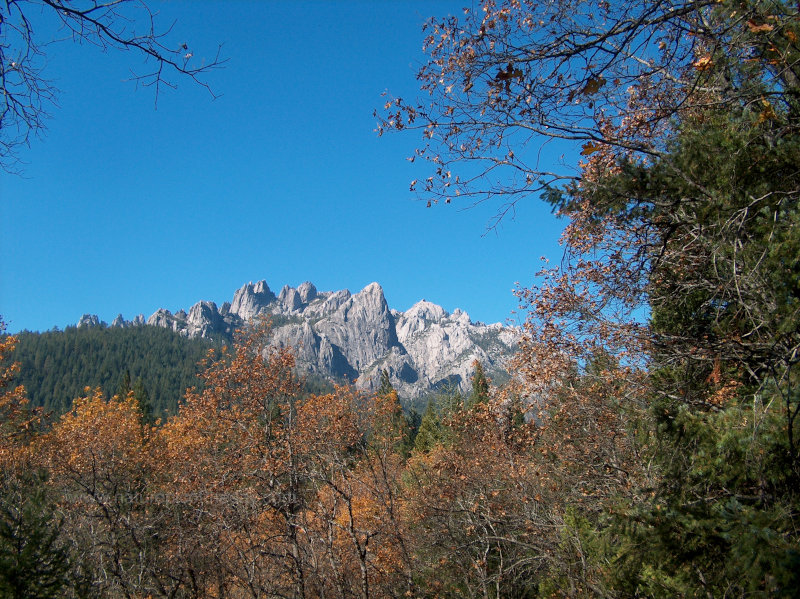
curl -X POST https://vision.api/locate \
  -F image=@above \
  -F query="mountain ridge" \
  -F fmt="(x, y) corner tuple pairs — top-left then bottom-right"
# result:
(79, 280), (518, 398)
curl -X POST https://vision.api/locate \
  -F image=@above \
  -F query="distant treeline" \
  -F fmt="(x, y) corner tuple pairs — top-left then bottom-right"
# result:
(6, 325), (344, 421)
(7, 325), (223, 419)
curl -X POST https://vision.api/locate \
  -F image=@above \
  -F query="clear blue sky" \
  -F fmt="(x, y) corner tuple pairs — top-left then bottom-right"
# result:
(1, 1), (567, 334)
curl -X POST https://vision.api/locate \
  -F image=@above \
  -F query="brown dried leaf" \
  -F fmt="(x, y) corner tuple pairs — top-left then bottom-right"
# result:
(747, 20), (774, 33)
(581, 76), (606, 95)
(581, 142), (602, 156)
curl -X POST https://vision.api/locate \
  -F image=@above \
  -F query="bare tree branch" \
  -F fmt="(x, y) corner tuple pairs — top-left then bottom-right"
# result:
(0, 0), (226, 172)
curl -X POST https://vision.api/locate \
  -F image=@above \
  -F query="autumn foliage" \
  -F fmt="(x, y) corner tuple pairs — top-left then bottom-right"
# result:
(377, 0), (800, 595)
(4, 0), (800, 596)
(0, 329), (42, 472)
(4, 307), (617, 597)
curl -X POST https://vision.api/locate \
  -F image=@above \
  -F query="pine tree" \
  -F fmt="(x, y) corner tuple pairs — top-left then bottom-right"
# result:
(378, 369), (394, 397)
(116, 369), (131, 399)
(132, 377), (153, 426)
(413, 402), (444, 453)
(467, 360), (489, 409)
(0, 472), (70, 599)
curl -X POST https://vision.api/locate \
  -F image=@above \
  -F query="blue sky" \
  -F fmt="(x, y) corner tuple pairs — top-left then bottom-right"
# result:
(1, 1), (567, 333)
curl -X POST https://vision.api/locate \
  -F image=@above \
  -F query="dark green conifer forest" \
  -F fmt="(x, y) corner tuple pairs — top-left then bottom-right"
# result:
(7, 325), (221, 419)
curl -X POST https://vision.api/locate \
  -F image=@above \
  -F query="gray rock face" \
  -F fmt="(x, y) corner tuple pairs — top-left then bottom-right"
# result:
(78, 314), (101, 328)
(297, 281), (317, 303)
(147, 309), (185, 334)
(110, 313), (149, 328)
(279, 285), (303, 313)
(315, 282), (398, 372)
(231, 280), (276, 321)
(186, 301), (224, 339)
(387, 301), (515, 397)
(103, 279), (517, 398)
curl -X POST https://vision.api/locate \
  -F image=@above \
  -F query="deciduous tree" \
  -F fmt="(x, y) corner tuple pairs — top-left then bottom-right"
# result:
(0, 321), (72, 598)
(37, 388), (164, 597)
(1, 0), (225, 171)
(0, 322), (41, 471)
(382, 0), (800, 594)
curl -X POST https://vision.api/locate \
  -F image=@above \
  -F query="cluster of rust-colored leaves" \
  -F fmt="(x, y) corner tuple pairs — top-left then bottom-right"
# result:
(1, 320), (416, 598)
(0, 306), (648, 597)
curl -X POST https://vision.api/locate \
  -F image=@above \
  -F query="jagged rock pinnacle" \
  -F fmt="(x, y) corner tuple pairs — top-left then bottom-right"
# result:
(117, 279), (516, 398)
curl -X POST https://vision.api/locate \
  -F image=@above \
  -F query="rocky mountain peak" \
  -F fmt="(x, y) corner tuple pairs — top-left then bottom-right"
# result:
(313, 282), (397, 373)
(231, 280), (276, 321)
(406, 299), (448, 322)
(99, 278), (517, 398)
(278, 285), (304, 313)
(187, 301), (223, 338)
(77, 314), (101, 328)
(297, 281), (317, 303)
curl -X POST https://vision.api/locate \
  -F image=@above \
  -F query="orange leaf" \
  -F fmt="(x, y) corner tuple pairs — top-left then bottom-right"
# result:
(693, 55), (713, 70)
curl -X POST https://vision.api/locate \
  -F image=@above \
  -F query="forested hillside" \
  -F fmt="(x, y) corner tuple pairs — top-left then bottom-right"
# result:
(8, 325), (222, 418)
